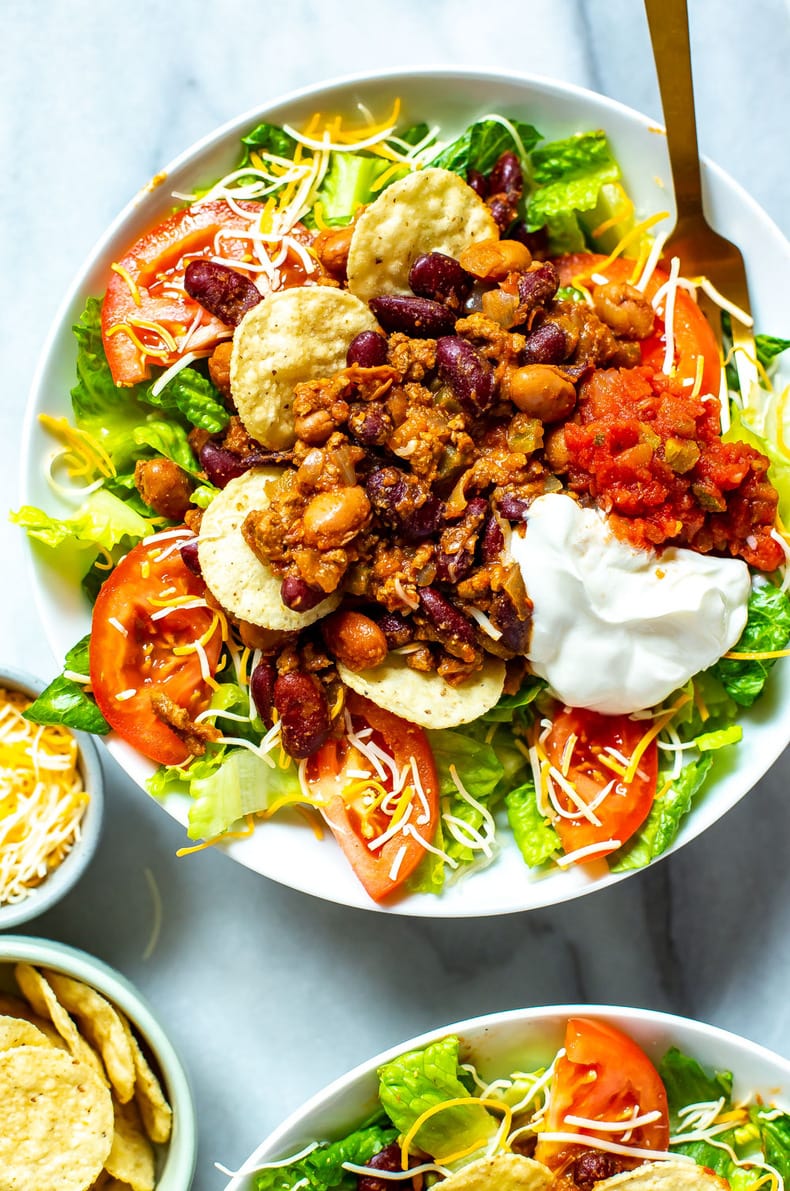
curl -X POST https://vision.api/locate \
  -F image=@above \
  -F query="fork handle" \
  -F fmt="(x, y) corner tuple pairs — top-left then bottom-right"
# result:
(644, 0), (704, 223)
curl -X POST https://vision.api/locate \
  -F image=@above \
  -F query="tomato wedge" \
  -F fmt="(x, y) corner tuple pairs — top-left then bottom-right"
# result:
(101, 199), (263, 387)
(307, 693), (439, 901)
(544, 708), (658, 861)
(535, 1018), (670, 1170)
(554, 251), (722, 395)
(89, 533), (223, 765)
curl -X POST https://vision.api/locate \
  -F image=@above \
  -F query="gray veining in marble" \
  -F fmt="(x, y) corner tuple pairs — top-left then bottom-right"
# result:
(2, 1), (790, 1185)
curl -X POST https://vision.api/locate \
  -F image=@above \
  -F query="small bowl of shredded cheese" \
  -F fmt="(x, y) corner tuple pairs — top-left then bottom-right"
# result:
(0, 667), (103, 929)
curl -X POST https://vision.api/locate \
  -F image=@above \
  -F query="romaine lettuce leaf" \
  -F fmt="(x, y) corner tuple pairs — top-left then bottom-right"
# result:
(254, 1124), (397, 1191)
(147, 367), (229, 434)
(756, 334), (790, 370)
(712, 582), (790, 706)
(754, 1108), (790, 1184)
(609, 754), (713, 872)
(11, 490), (155, 573)
(482, 678), (545, 723)
(427, 729), (504, 868)
(505, 779), (561, 867)
(429, 118), (541, 177)
(313, 154), (403, 226)
(378, 1035), (498, 1160)
(526, 131), (624, 253)
(184, 749), (301, 840)
(659, 1047), (733, 1122)
(24, 635), (110, 735)
(240, 122), (298, 167)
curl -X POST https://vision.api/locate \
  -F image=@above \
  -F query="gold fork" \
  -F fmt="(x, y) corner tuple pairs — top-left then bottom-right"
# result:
(644, 0), (759, 402)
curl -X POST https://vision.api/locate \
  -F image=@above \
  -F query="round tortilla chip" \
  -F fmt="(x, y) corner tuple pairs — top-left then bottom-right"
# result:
(230, 287), (379, 448)
(44, 970), (136, 1105)
(0, 1047), (113, 1191)
(439, 1153), (552, 1191)
(198, 468), (341, 632)
(120, 1017), (172, 1145)
(593, 1161), (729, 1191)
(0, 1014), (52, 1052)
(347, 167), (499, 302)
(337, 653), (505, 729)
(14, 963), (106, 1082)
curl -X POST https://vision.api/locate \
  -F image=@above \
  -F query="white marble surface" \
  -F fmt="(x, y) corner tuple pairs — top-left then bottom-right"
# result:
(3, 0), (790, 1185)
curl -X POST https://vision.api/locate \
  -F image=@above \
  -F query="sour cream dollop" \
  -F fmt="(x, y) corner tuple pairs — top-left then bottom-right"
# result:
(509, 493), (751, 714)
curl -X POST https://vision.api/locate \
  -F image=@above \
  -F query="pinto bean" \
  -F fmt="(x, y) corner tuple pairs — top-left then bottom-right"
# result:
(314, 224), (354, 279)
(593, 281), (655, 340)
(134, 458), (193, 520)
(369, 294), (456, 338)
(302, 487), (370, 550)
(184, 259), (262, 325)
(273, 671), (331, 758)
(459, 238), (532, 281)
(322, 610), (388, 671)
(502, 364), (577, 423)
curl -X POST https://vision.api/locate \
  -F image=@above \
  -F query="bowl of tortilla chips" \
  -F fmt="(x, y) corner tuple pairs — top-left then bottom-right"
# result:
(0, 935), (196, 1190)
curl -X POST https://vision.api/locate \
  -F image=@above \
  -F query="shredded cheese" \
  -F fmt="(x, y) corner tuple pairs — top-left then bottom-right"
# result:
(0, 690), (88, 904)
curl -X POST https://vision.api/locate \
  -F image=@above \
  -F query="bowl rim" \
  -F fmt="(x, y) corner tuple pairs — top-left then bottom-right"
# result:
(0, 666), (104, 930)
(221, 1002), (790, 1189)
(0, 934), (197, 1188)
(18, 66), (790, 918)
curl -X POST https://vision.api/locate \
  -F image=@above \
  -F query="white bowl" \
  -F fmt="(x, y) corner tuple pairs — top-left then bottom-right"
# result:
(0, 666), (104, 930)
(0, 935), (197, 1189)
(20, 68), (790, 917)
(221, 1003), (790, 1190)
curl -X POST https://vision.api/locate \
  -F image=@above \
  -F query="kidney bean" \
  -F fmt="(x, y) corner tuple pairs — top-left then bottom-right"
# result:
(249, 660), (276, 726)
(348, 402), (391, 446)
(418, 588), (476, 649)
(408, 252), (473, 309)
(377, 611), (414, 649)
(435, 336), (495, 412)
(273, 671), (331, 758)
(481, 514), (505, 563)
(489, 591), (532, 654)
(522, 321), (568, 365)
(346, 330), (389, 368)
(498, 494), (530, 522)
(365, 468), (442, 541)
(369, 295), (455, 338)
(179, 539), (202, 577)
(280, 575), (325, 612)
(321, 610), (388, 671)
(436, 497), (488, 584)
(184, 259), (262, 325)
(517, 261), (560, 311)
(489, 152), (523, 198)
(466, 168), (489, 199)
(488, 196), (518, 233)
(571, 1152), (621, 1191)
(357, 1143), (403, 1191)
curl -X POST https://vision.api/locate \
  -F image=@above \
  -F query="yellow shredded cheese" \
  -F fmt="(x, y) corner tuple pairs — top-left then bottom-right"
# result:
(0, 689), (88, 904)
(400, 1097), (512, 1168)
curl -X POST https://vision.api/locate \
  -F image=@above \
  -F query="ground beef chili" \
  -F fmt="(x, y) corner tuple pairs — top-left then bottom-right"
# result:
(188, 150), (782, 759)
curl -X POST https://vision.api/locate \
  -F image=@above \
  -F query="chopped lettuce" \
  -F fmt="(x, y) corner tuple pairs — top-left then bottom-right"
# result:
(526, 131), (626, 253)
(10, 490), (155, 575)
(378, 1035), (498, 1160)
(754, 1108), (790, 1185)
(482, 678), (544, 723)
(713, 582), (790, 707)
(609, 754), (713, 872)
(429, 117), (541, 177)
(505, 779), (561, 867)
(254, 1124), (397, 1191)
(756, 334), (790, 370)
(24, 635), (110, 735)
(312, 154), (403, 226)
(240, 121), (298, 168)
(660, 1047), (733, 1121)
(147, 366), (229, 434)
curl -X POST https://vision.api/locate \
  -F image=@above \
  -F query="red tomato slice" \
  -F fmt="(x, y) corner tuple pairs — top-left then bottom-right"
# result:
(307, 693), (439, 901)
(101, 199), (265, 387)
(89, 534), (223, 765)
(535, 1018), (670, 1170)
(554, 251), (722, 395)
(544, 708), (658, 861)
